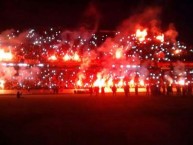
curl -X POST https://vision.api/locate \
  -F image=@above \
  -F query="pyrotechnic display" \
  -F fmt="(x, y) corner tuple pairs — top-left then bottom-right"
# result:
(2, 1), (193, 145)
(0, 7), (193, 94)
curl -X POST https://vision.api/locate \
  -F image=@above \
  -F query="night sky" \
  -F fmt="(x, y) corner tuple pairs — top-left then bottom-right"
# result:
(0, 0), (193, 45)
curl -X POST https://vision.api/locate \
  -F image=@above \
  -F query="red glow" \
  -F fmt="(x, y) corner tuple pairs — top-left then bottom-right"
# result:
(156, 51), (165, 59)
(0, 25), (189, 92)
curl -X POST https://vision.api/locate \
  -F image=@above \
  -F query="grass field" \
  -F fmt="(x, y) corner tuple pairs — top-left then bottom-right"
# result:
(0, 93), (193, 145)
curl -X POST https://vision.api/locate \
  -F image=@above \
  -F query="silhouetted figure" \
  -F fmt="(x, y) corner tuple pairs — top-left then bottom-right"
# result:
(27, 88), (31, 93)
(150, 85), (155, 96)
(156, 85), (161, 96)
(16, 91), (22, 99)
(176, 84), (181, 96)
(94, 86), (99, 96)
(101, 87), (105, 96)
(53, 86), (59, 94)
(135, 84), (138, 95)
(134, 73), (139, 84)
(167, 84), (172, 96)
(134, 73), (139, 96)
(162, 84), (166, 95)
(111, 85), (117, 96)
(124, 85), (130, 97)
(89, 86), (93, 96)
(182, 85), (187, 96)
(146, 84), (150, 96)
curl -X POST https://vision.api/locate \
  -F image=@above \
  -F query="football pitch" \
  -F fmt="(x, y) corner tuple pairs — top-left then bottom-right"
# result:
(0, 93), (193, 145)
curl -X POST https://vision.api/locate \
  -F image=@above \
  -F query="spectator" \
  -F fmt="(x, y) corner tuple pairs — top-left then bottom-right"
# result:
(16, 91), (22, 99)
(124, 84), (130, 97)
(111, 85), (117, 96)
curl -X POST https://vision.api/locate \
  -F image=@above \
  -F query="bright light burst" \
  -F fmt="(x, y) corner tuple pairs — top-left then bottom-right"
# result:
(136, 29), (147, 42)
(156, 34), (164, 42)
(0, 49), (13, 61)
(115, 48), (123, 59)
(48, 55), (57, 61)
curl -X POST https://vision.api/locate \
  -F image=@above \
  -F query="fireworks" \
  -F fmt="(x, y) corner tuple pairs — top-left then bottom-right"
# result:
(0, 14), (192, 91)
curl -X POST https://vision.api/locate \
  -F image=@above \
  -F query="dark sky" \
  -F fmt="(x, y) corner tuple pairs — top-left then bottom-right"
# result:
(0, 0), (193, 44)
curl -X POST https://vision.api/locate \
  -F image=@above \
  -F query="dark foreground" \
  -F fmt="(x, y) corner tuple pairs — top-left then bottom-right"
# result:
(0, 94), (193, 145)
